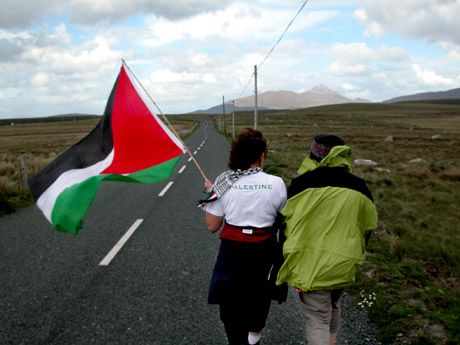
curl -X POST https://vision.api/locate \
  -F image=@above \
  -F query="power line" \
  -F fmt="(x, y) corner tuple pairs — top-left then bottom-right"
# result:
(237, 0), (310, 99)
(259, 0), (310, 70)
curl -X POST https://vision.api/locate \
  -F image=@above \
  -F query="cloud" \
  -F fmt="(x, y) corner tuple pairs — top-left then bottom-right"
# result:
(329, 62), (367, 76)
(0, 23), (128, 117)
(355, 0), (460, 45)
(412, 63), (457, 86)
(327, 42), (409, 78)
(0, 1), (55, 28)
(354, 9), (383, 37)
(331, 42), (376, 61)
(149, 69), (217, 84)
(440, 42), (460, 62)
(0, 0), (232, 28)
(341, 83), (356, 91)
(143, 3), (336, 47)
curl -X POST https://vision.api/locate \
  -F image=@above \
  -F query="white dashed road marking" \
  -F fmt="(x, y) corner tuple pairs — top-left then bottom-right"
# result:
(99, 219), (144, 266)
(158, 181), (174, 197)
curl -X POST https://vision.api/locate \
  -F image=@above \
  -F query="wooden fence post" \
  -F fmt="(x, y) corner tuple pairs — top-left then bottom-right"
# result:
(18, 154), (29, 191)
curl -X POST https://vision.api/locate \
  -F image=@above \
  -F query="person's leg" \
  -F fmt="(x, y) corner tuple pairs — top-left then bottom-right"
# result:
(329, 290), (343, 345)
(299, 290), (332, 345)
(247, 294), (271, 344)
(248, 332), (261, 345)
(220, 302), (249, 345)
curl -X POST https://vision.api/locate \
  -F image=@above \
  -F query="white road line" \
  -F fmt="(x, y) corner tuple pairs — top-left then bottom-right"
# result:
(99, 219), (144, 266)
(193, 150), (198, 155)
(158, 181), (174, 197)
(178, 165), (186, 174)
(188, 157), (193, 162)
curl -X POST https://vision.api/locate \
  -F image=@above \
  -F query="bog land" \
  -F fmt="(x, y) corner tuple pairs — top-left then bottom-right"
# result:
(1, 102), (460, 344)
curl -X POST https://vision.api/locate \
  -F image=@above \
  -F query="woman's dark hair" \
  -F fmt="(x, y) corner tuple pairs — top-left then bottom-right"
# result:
(228, 128), (267, 170)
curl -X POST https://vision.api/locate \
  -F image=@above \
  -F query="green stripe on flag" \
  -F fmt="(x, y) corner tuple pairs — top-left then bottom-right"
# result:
(51, 156), (181, 234)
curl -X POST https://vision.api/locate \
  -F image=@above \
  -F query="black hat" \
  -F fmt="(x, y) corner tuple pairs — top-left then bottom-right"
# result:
(310, 134), (345, 161)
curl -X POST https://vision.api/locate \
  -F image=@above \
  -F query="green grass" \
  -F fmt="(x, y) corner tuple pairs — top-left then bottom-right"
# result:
(215, 102), (460, 345)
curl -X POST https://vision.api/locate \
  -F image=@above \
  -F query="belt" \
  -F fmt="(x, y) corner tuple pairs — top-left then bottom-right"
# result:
(220, 223), (275, 243)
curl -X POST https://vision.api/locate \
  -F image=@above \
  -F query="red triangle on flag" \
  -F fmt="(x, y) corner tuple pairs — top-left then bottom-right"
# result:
(102, 66), (184, 175)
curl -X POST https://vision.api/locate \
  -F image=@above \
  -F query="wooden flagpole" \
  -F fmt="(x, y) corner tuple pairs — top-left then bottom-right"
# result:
(121, 59), (209, 182)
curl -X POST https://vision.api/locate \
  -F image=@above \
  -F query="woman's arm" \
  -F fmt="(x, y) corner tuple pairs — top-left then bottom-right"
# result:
(204, 212), (224, 233)
(202, 178), (224, 233)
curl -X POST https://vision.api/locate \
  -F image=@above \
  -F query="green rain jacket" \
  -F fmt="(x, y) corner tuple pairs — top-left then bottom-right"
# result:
(276, 145), (378, 291)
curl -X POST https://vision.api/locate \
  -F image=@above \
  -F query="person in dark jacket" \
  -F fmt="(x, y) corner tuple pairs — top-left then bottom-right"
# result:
(276, 134), (378, 345)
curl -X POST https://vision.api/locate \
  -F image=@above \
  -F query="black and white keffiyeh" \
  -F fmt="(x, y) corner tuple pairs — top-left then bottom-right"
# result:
(198, 167), (262, 208)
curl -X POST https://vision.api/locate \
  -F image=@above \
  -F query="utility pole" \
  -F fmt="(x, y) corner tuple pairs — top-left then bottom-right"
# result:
(222, 95), (226, 133)
(232, 100), (235, 139)
(254, 65), (258, 129)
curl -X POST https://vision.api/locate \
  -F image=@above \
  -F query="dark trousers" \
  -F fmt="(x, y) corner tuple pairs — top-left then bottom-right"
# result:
(219, 296), (271, 345)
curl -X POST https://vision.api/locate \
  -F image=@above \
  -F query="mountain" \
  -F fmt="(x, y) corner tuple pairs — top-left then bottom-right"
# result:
(190, 104), (269, 115)
(384, 87), (460, 103)
(190, 85), (368, 114)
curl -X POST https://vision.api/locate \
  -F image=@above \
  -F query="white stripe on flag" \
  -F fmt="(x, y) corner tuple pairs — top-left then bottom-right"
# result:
(37, 150), (115, 223)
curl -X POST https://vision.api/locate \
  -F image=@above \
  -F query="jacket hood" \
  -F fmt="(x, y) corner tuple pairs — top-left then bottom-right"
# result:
(297, 145), (352, 175)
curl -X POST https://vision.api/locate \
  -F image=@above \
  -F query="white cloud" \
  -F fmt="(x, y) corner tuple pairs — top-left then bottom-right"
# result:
(143, 4), (336, 47)
(329, 62), (367, 76)
(342, 83), (356, 91)
(0, 1), (233, 29)
(0, 1), (54, 28)
(0, 23), (129, 117)
(331, 42), (376, 61)
(331, 42), (408, 64)
(354, 9), (383, 37)
(412, 63), (457, 87)
(440, 42), (460, 62)
(150, 69), (204, 84)
(377, 45), (408, 61)
(31, 73), (50, 87)
(356, 0), (460, 45)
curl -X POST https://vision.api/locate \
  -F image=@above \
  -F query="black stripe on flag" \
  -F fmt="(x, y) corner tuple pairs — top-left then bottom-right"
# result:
(28, 75), (119, 200)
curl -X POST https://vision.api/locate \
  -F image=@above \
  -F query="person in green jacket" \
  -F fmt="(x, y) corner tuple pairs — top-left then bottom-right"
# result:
(276, 134), (378, 345)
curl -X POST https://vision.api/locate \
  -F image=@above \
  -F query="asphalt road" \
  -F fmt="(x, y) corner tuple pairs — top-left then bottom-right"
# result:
(0, 121), (379, 345)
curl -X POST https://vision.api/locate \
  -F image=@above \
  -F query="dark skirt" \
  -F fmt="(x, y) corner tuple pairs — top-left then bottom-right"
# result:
(209, 238), (279, 335)
(208, 238), (277, 305)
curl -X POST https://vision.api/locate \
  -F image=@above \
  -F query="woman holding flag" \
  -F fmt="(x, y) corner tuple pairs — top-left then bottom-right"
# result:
(200, 128), (287, 345)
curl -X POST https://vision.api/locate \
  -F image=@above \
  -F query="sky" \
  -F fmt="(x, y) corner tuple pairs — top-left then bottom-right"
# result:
(1, 0), (459, 118)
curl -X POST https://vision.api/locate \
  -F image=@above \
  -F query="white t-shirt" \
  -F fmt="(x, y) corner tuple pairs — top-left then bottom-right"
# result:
(205, 171), (287, 228)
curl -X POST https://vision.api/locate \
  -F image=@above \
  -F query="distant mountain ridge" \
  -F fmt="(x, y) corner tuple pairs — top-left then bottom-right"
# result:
(384, 87), (460, 103)
(191, 85), (368, 114)
(191, 85), (460, 114)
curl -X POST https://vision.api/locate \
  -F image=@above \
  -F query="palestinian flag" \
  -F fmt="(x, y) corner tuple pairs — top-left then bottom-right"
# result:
(29, 63), (185, 234)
